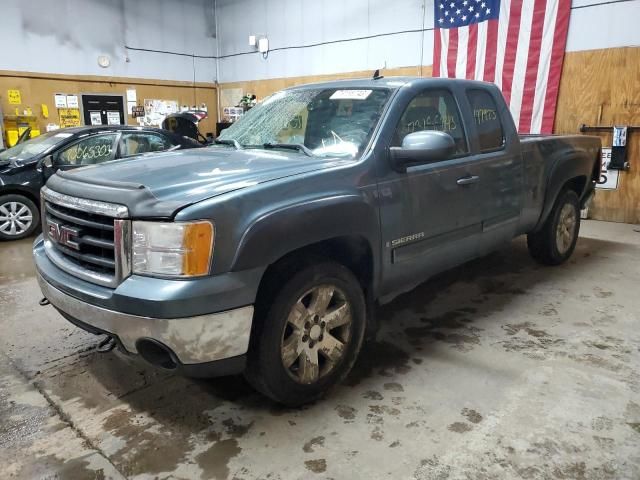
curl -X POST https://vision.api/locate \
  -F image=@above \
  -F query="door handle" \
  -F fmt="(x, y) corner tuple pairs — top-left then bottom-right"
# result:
(457, 175), (480, 186)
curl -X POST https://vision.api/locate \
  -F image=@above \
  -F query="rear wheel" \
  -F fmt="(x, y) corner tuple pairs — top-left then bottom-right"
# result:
(0, 194), (39, 241)
(245, 260), (366, 406)
(527, 189), (580, 265)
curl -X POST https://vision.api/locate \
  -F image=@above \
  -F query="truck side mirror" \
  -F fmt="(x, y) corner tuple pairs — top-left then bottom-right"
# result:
(389, 130), (456, 172)
(36, 155), (54, 172)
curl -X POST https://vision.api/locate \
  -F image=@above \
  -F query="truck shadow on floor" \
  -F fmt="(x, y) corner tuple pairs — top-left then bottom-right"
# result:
(84, 235), (624, 406)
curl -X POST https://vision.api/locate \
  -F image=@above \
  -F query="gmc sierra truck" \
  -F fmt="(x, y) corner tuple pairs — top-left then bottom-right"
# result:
(34, 77), (601, 406)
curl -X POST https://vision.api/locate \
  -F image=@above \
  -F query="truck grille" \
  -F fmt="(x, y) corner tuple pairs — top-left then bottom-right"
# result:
(41, 187), (130, 288)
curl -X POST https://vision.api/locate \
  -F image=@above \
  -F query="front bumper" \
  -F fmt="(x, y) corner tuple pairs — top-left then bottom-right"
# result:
(37, 272), (254, 365)
(34, 236), (259, 374)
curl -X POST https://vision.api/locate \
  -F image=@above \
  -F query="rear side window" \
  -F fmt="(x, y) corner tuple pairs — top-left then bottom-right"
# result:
(393, 89), (468, 155)
(467, 89), (505, 152)
(57, 134), (117, 166)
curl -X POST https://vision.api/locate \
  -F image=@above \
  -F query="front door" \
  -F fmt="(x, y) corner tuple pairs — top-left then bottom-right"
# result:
(377, 87), (486, 296)
(81, 95), (125, 126)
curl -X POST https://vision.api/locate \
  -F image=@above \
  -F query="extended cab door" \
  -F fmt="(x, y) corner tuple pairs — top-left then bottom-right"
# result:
(375, 85), (487, 296)
(463, 87), (523, 254)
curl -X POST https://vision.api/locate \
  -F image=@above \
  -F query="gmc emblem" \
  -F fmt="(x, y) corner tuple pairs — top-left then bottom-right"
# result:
(47, 220), (82, 250)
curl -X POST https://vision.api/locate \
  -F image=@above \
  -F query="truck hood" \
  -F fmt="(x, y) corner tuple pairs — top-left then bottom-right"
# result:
(59, 147), (349, 203)
(49, 147), (349, 217)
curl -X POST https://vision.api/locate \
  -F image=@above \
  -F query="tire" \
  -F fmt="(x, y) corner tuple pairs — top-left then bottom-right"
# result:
(0, 194), (40, 241)
(245, 260), (366, 406)
(527, 189), (580, 265)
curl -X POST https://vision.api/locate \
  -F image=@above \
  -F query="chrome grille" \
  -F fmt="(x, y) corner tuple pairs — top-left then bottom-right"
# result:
(41, 187), (130, 288)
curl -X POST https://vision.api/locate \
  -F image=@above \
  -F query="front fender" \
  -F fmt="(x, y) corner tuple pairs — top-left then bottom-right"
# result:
(231, 194), (380, 273)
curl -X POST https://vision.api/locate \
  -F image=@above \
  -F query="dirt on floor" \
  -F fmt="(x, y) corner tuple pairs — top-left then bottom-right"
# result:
(0, 220), (639, 479)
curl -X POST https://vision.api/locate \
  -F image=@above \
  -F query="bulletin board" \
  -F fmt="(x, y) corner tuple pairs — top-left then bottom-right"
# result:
(139, 99), (179, 127)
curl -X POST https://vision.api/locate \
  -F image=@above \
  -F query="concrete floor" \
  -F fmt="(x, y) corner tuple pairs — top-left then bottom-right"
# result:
(1, 220), (639, 480)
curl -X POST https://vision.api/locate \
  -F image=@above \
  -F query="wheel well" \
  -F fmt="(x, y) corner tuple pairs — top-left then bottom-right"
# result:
(252, 235), (375, 342)
(563, 176), (587, 198)
(0, 188), (39, 208)
(258, 235), (373, 295)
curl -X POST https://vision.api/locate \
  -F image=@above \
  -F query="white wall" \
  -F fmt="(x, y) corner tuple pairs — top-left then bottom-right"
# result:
(2, 0), (638, 84)
(0, 0), (218, 83)
(216, 0), (640, 83)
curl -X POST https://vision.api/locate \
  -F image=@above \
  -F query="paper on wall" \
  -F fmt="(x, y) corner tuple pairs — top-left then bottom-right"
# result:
(140, 99), (179, 127)
(54, 94), (67, 108)
(66, 95), (79, 109)
(107, 111), (121, 125)
(89, 111), (102, 126)
(126, 89), (137, 103)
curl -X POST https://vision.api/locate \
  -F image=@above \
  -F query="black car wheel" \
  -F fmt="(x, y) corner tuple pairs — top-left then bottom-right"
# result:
(0, 194), (40, 241)
(527, 189), (580, 265)
(245, 260), (366, 406)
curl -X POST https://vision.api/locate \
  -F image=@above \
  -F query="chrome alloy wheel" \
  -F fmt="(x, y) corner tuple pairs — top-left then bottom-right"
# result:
(280, 285), (353, 384)
(556, 203), (577, 254)
(0, 201), (33, 236)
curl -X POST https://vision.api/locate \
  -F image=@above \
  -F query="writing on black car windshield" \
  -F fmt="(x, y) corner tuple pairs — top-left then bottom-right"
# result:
(217, 88), (391, 158)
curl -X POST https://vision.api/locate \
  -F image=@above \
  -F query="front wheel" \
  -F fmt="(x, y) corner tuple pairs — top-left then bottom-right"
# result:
(0, 194), (40, 241)
(245, 261), (366, 406)
(527, 189), (581, 265)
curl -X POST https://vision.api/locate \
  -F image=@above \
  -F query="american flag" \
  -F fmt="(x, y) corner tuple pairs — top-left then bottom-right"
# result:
(433, 0), (571, 134)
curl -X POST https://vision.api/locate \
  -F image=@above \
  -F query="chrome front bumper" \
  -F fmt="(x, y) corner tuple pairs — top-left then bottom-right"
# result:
(37, 271), (254, 365)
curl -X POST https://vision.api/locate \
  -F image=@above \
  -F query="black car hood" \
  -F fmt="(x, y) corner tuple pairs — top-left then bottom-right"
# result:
(47, 147), (349, 217)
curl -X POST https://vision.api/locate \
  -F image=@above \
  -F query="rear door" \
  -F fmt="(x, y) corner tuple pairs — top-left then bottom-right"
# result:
(464, 88), (523, 254)
(376, 86), (487, 295)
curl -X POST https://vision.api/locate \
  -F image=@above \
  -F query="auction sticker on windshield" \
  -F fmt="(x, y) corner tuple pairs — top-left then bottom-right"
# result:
(330, 90), (372, 100)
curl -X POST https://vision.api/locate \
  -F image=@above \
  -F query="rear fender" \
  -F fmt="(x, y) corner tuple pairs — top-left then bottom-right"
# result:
(534, 151), (593, 231)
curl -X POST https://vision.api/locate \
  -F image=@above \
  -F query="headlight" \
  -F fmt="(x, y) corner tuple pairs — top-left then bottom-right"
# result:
(132, 220), (214, 277)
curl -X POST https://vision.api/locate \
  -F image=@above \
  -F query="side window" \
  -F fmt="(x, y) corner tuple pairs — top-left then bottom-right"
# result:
(57, 134), (117, 166)
(119, 133), (172, 158)
(467, 89), (505, 152)
(393, 89), (468, 155)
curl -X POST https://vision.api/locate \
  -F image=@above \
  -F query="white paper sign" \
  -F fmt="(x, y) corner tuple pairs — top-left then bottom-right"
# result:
(66, 95), (79, 109)
(330, 90), (372, 100)
(54, 94), (67, 108)
(596, 147), (619, 190)
(106, 111), (121, 125)
(126, 89), (137, 103)
(89, 111), (102, 126)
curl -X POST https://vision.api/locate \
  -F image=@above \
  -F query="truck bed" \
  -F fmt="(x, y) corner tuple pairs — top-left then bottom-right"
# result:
(517, 133), (601, 232)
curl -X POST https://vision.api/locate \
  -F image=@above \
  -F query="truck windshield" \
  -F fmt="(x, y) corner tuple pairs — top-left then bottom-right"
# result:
(0, 131), (71, 163)
(218, 88), (392, 158)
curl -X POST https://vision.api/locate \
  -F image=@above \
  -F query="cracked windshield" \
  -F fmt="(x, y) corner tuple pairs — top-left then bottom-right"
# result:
(218, 88), (392, 158)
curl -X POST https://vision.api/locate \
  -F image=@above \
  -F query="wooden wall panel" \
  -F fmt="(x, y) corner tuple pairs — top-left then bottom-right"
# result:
(554, 48), (640, 224)
(0, 71), (218, 137)
(220, 48), (640, 224)
(218, 65), (428, 115)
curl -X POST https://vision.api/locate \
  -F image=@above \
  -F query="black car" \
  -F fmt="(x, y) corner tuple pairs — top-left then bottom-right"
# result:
(0, 126), (202, 240)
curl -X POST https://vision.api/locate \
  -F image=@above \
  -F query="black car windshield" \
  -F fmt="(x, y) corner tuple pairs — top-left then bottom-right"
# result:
(218, 87), (392, 158)
(0, 130), (73, 163)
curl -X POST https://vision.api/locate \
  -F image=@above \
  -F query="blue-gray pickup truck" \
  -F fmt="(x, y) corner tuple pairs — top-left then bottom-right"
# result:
(34, 77), (601, 405)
